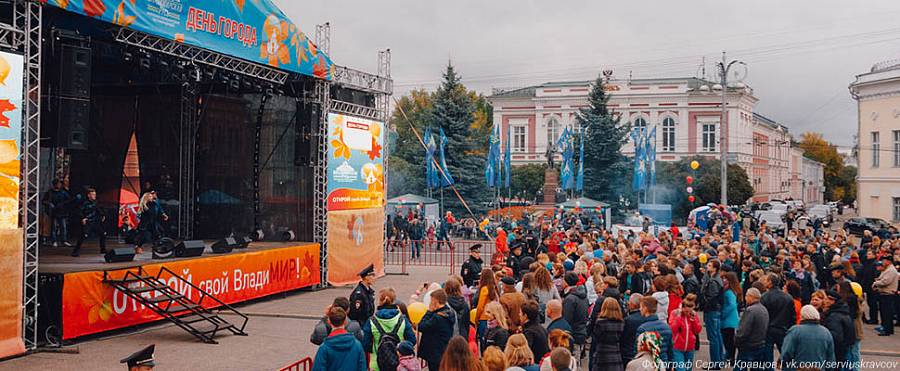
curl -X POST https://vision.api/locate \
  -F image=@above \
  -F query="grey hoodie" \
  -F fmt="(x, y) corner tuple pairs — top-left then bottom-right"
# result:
(652, 291), (670, 322)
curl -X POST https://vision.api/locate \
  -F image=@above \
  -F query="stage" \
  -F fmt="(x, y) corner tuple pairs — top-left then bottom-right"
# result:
(37, 241), (321, 342)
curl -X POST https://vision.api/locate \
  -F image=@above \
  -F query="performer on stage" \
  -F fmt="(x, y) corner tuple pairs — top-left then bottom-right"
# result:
(45, 179), (72, 247)
(135, 191), (168, 255)
(348, 264), (376, 324)
(120, 344), (156, 370)
(72, 188), (106, 257)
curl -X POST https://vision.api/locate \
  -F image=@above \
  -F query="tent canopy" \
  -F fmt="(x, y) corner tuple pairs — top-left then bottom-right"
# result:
(556, 197), (609, 210)
(387, 194), (438, 206)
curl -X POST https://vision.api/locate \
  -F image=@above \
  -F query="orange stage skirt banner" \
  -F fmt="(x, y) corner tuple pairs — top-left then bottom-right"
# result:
(0, 229), (24, 359)
(327, 208), (384, 286)
(61, 243), (320, 340)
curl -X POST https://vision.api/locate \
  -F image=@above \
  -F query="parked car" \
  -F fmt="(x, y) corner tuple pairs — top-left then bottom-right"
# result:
(807, 205), (833, 224)
(843, 217), (898, 238)
(827, 201), (840, 213)
(757, 211), (786, 234)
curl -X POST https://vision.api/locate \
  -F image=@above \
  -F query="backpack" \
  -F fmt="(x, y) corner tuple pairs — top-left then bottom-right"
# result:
(372, 318), (402, 371)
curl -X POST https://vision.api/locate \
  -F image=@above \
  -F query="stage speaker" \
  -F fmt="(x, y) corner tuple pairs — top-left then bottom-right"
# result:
(58, 44), (92, 98)
(211, 237), (238, 254)
(294, 101), (321, 166)
(104, 248), (135, 263)
(152, 237), (176, 259)
(175, 240), (206, 257)
(281, 230), (296, 242)
(55, 97), (91, 150)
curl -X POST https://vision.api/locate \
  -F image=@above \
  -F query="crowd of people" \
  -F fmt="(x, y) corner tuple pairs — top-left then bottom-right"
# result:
(313, 204), (899, 371)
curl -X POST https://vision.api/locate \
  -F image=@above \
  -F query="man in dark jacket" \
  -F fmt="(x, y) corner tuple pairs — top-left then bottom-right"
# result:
(349, 265), (376, 324)
(417, 289), (456, 370)
(311, 297), (364, 345)
(636, 296), (674, 364)
(822, 290), (856, 364)
(312, 306), (366, 371)
(735, 288), (769, 371)
(508, 242), (524, 280)
(459, 244), (483, 288)
(619, 294), (650, 363)
(562, 272), (589, 347)
(760, 273), (796, 368)
(522, 300), (550, 361)
(681, 264), (701, 299)
(72, 188), (106, 257)
(860, 249), (880, 323)
(546, 299), (572, 336)
(701, 260), (726, 369)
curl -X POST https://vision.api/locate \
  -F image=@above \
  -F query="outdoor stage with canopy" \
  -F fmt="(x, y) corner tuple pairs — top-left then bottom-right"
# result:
(0, 0), (391, 356)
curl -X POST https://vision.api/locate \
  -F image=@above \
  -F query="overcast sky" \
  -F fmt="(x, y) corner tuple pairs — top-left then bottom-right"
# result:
(276, 0), (900, 147)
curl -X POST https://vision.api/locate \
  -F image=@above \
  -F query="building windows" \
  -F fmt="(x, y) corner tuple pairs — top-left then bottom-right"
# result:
(633, 117), (647, 134)
(893, 130), (900, 167)
(513, 125), (526, 152)
(546, 117), (560, 145)
(894, 197), (900, 221)
(702, 123), (717, 152)
(662, 117), (676, 152)
(872, 131), (880, 167)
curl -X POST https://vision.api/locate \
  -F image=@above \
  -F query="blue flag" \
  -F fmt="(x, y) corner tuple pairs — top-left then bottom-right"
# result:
(647, 126), (657, 188)
(438, 127), (454, 187)
(576, 131), (584, 191)
(485, 122), (501, 188)
(504, 124), (512, 188)
(424, 127), (435, 188)
(632, 128), (644, 191)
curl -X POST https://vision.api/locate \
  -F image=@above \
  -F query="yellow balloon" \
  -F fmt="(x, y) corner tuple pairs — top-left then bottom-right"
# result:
(0, 55), (9, 85)
(850, 282), (862, 298)
(690, 160), (700, 170)
(470, 308), (478, 325)
(699, 253), (708, 264)
(407, 301), (427, 325)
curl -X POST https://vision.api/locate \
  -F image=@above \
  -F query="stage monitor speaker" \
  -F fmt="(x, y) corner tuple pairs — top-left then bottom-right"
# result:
(211, 237), (238, 254)
(105, 248), (135, 263)
(175, 240), (206, 257)
(152, 237), (176, 259)
(294, 101), (321, 166)
(58, 44), (92, 98)
(55, 97), (90, 150)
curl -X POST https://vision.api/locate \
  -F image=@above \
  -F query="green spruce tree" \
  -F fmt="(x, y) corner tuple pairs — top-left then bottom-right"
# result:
(577, 74), (631, 202)
(427, 63), (489, 215)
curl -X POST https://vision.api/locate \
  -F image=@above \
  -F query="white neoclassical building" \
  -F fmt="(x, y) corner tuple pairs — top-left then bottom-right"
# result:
(850, 60), (900, 221)
(488, 77), (824, 204)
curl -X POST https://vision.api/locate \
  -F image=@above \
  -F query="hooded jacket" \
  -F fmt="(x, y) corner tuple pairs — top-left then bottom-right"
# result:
(822, 300), (855, 361)
(362, 305), (417, 371)
(668, 308), (702, 351)
(417, 305), (457, 367)
(761, 287), (797, 341)
(312, 330), (367, 371)
(310, 317), (363, 345)
(780, 320), (835, 371)
(636, 314), (674, 363)
(562, 285), (589, 344)
(651, 291), (670, 322)
(447, 295), (470, 338)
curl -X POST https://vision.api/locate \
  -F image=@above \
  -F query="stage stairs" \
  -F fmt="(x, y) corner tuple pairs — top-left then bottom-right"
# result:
(103, 266), (249, 344)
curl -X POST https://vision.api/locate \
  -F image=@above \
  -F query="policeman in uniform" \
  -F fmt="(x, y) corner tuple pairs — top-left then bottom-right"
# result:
(120, 344), (155, 370)
(348, 264), (376, 323)
(72, 187), (106, 257)
(460, 244), (483, 288)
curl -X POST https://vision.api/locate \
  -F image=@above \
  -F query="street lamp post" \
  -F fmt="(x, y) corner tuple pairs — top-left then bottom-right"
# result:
(715, 52), (746, 206)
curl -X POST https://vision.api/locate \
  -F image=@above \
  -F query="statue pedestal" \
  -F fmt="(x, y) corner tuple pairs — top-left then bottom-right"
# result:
(542, 168), (558, 205)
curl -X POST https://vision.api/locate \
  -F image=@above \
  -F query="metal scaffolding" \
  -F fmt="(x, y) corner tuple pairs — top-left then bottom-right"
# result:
(114, 27), (289, 85)
(12, 0), (42, 351)
(311, 80), (330, 285)
(178, 82), (199, 239)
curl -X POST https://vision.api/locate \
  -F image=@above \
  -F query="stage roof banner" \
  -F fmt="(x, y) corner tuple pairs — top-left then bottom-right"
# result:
(43, 0), (334, 80)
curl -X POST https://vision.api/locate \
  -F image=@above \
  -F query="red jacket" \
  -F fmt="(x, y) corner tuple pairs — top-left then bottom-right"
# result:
(668, 308), (702, 351)
(667, 293), (682, 320)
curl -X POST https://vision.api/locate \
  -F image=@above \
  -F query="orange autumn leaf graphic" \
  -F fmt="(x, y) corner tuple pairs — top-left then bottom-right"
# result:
(330, 135), (351, 160)
(367, 138), (382, 160)
(235, 0), (246, 11)
(0, 99), (16, 128)
(289, 28), (310, 66)
(81, 286), (115, 324)
(313, 55), (328, 79)
(0, 160), (20, 179)
(0, 174), (18, 198)
(112, 0), (136, 27)
(84, 0), (107, 17)
(56, 0), (69, 9)
(362, 163), (384, 193)
(259, 15), (291, 68)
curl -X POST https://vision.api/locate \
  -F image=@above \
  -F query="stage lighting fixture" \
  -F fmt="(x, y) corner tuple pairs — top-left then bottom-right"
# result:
(230, 79), (240, 90)
(139, 57), (151, 69)
(211, 237), (238, 253)
(281, 230), (296, 242)
(123, 51), (133, 62)
(237, 235), (252, 249)
(250, 229), (265, 241)
(152, 237), (177, 259)
(159, 60), (169, 68)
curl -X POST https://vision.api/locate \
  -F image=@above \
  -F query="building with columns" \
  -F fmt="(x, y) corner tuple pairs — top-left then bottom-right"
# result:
(488, 77), (825, 204)
(850, 60), (900, 221)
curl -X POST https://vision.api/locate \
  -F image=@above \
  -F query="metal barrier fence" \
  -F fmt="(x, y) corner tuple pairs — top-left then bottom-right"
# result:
(384, 239), (497, 274)
(278, 357), (312, 371)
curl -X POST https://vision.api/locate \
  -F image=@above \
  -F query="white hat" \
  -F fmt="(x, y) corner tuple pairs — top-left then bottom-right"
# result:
(800, 305), (820, 321)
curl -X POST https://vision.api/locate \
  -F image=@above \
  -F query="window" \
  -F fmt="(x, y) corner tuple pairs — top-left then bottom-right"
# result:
(872, 131), (880, 167)
(662, 117), (676, 152)
(513, 126), (526, 152)
(633, 117), (647, 135)
(893, 198), (900, 221)
(547, 118), (560, 145)
(893, 130), (900, 167)
(702, 123), (717, 152)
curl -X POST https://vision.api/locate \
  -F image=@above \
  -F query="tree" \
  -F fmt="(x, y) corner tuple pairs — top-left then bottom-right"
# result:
(510, 164), (546, 201)
(798, 132), (845, 201)
(655, 157), (754, 220)
(387, 89), (432, 198)
(835, 165), (857, 204)
(578, 74), (632, 203)
(425, 63), (490, 215)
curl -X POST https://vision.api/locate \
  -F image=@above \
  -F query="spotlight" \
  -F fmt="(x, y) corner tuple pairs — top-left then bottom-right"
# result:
(139, 57), (151, 69)
(230, 79), (240, 90)
(281, 230), (296, 242)
(123, 51), (133, 62)
(249, 229), (265, 241)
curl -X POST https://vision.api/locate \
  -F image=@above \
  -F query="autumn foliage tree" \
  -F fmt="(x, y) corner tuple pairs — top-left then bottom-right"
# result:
(798, 132), (849, 202)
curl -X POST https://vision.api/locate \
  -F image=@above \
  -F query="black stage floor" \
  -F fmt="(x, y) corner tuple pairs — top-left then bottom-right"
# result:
(38, 240), (317, 274)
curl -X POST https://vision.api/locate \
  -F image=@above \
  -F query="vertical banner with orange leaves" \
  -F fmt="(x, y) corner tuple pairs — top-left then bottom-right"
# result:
(0, 51), (25, 359)
(326, 208), (384, 286)
(61, 243), (320, 340)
